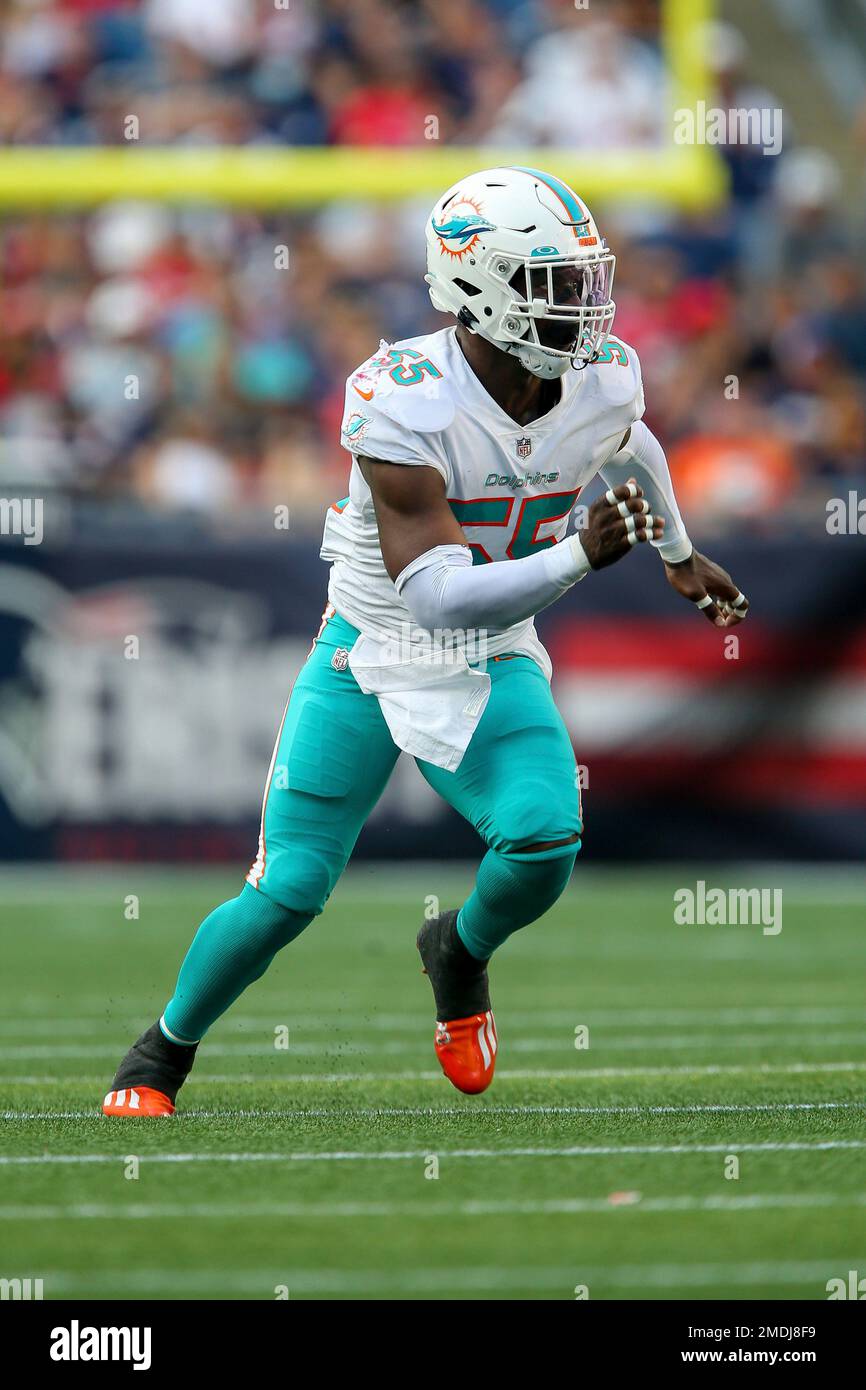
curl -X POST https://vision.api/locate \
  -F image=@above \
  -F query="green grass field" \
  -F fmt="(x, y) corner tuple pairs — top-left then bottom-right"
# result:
(1, 865), (865, 1301)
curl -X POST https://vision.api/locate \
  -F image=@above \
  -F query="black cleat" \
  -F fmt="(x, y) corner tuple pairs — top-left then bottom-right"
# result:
(417, 909), (490, 1021)
(102, 1021), (198, 1116)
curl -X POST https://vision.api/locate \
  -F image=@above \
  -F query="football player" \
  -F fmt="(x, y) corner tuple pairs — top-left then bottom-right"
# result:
(103, 166), (748, 1116)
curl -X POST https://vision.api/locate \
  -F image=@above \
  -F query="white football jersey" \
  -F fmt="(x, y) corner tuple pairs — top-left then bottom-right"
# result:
(321, 325), (644, 662)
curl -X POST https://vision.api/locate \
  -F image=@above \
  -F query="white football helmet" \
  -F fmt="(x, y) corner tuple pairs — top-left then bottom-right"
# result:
(425, 166), (616, 379)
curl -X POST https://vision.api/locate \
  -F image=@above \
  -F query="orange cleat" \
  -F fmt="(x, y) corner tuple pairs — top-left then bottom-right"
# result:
(101, 1020), (197, 1117)
(102, 1086), (175, 1116)
(433, 1010), (498, 1095)
(417, 909), (496, 1094)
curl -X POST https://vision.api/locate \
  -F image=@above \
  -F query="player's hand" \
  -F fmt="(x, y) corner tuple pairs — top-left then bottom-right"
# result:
(581, 478), (665, 570)
(663, 549), (750, 627)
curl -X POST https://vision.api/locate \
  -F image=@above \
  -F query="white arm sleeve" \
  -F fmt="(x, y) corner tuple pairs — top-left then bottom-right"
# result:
(396, 535), (592, 634)
(601, 420), (693, 564)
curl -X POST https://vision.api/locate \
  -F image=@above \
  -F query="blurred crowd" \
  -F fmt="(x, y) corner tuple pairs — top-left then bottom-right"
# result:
(1, 0), (864, 536)
(1, 0), (666, 150)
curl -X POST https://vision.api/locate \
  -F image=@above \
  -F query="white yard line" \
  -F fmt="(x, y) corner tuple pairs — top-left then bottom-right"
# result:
(1, 1004), (864, 1034)
(2, 1139), (865, 1166)
(508, 1033), (866, 1052)
(4, 1031), (866, 1058)
(3, 1060), (866, 1084)
(0, 860), (863, 900)
(3, 1099), (863, 1122)
(36, 1257), (866, 1295)
(1, 1191), (865, 1221)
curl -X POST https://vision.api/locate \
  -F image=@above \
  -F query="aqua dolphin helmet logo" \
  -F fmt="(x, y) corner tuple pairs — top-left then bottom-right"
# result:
(432, 213), (496, 245)
(431, 193), (495, 261)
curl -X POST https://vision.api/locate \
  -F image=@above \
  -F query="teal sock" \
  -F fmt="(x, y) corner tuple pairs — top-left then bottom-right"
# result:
(456, 844), (578, 961)
(161, 884), (312, 1042)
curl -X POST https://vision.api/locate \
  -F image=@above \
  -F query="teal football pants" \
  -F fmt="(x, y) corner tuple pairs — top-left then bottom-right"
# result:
(162, 608), (582, 1043)
(247, 609), (582, 909)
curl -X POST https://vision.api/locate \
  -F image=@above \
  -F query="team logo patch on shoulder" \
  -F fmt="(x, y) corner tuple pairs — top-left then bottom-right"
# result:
(342, 411), (371, 443)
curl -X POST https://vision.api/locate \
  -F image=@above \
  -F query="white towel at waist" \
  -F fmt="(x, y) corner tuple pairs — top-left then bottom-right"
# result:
(347, 625), (552, 772)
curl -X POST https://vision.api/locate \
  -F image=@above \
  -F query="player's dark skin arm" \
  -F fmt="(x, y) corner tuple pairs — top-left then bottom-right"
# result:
(614, 425), (748, 629)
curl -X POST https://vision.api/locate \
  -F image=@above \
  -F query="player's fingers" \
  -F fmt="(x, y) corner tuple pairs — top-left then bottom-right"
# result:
(718, 607), (748, 626)
(714, 590), (750, 625)
(623, 513), (648, 546)
(694, 592), (727, 627)
(624, 512), (654, 545)
(614, 498), (651, 521)
(626, 506), (664, 539)
(604, 480), (643, 507)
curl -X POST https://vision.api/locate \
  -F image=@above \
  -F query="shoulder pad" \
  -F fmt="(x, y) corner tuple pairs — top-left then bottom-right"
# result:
(347, 339), (456, 433)
(586, 336), (644, 419)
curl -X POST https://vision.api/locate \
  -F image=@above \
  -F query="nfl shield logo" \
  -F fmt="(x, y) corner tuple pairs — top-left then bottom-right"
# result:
(331, 647), (350, 672)
(516, 436), (532, 459)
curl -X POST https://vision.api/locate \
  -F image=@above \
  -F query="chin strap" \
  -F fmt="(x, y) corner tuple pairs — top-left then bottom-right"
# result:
(511, 341), (572, 379)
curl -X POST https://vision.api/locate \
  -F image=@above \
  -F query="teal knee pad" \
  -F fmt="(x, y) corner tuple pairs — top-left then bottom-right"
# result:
(255, 828), (340, 917)
(483, 748), (582, 859)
